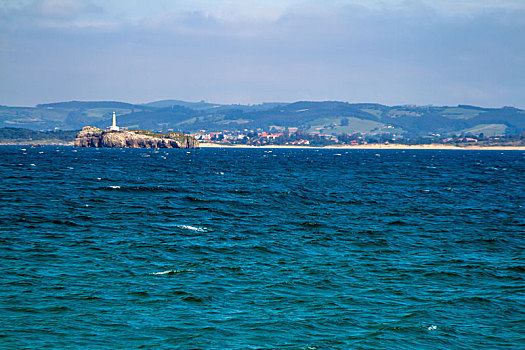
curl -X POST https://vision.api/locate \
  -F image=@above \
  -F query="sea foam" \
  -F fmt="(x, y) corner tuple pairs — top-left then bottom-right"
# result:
(176, 225), (207, 232)
(150, 269), (195, 275)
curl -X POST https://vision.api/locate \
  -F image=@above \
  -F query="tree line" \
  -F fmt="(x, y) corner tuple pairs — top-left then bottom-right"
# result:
(0, 127), (78, 143)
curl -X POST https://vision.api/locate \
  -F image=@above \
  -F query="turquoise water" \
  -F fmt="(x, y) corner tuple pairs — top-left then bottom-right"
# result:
(1, 146), (524, 349)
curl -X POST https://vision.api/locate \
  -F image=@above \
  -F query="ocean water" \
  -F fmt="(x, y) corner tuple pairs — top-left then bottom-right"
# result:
(0, 146), (524, 349)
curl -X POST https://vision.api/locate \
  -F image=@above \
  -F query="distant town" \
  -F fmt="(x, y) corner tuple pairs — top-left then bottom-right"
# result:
(2, 125), (524, 147)
(187, 128), (525, 147)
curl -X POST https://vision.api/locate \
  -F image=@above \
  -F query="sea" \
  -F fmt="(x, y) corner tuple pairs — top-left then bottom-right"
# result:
(0, 146), (523, 349)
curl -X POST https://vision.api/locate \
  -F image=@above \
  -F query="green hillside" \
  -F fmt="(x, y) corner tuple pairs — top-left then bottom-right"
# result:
(0, 100), (523, 137)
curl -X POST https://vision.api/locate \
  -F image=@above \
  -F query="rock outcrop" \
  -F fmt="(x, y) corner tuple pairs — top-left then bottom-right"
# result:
(74, 127), (199, 148)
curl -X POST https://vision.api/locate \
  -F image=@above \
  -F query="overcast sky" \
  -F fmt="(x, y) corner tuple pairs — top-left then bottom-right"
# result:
(1, 0), (524, 107)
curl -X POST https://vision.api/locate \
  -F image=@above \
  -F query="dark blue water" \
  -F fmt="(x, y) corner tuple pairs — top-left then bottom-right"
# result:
(1, 146), (524, 349)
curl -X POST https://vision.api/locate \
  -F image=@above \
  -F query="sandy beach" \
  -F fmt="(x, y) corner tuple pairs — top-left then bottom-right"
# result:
(1, 142), (522, 151)
(199, 142), (525, 151)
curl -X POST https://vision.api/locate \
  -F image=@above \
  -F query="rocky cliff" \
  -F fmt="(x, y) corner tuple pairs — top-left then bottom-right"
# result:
(74, 127), (199, 148)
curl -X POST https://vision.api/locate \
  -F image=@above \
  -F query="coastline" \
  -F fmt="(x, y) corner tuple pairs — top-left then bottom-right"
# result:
(0, 141), (74, 146)
(1, 142), (523, 151)
(199, 142), (525, 151)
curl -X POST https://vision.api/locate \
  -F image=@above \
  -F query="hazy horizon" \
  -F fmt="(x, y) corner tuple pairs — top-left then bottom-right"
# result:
(5, 98), (525, 111)
(1, 0), (524, 108)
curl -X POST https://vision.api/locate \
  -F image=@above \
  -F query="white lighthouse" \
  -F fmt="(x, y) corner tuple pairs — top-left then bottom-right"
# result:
(109, 111), (120, 131)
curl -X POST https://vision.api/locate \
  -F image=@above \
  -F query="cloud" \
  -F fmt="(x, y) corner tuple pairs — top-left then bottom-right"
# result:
(0, 0), (524, 107)
(0, 0), (104, 32)
(36, 0), (99, 19)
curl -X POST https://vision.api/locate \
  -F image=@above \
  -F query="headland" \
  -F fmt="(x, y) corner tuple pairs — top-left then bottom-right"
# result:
(74, 126), (199, 149)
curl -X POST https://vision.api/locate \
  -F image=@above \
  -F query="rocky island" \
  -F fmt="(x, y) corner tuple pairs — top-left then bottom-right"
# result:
(74, 111), (199, 148)
(74, 126), (199, 148)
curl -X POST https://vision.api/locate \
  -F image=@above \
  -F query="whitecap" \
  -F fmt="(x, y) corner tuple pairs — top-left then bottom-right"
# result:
(177, 224), (207, 232)
(427, 325), (438, 331)
(108, 185), (121, 189)
(30, 163), (36, 167)
(150, 269), (195, 275)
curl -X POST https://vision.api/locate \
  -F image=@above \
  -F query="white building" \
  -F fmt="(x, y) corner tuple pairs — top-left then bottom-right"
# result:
(109, 111), (120, 131)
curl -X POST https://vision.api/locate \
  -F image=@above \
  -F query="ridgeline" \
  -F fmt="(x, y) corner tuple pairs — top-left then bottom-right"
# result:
(0, 100), (524, 147)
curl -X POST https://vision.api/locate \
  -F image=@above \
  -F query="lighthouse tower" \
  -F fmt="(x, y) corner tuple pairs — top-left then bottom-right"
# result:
(109, 111), (120, 131)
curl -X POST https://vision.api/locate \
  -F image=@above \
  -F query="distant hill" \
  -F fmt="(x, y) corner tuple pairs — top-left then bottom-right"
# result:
(0, 99), (523, 137)
(37, 100), (146, 110)
(143, 100), (222, 110)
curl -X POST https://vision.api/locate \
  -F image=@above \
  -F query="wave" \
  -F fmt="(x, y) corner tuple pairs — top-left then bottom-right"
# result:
(387, 220), (410, 226)
(12, 216), (83, 227)
(101, 185), (182, 192)
(175, 224), (207, 232)
(505, 265), (525, 273)
(51, 219), (82, 227)
(183, 195), (208, 202)
(149, 269), (195, 275)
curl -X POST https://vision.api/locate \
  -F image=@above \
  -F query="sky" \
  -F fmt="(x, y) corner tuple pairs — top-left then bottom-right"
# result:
(1, 0), (524, 108)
